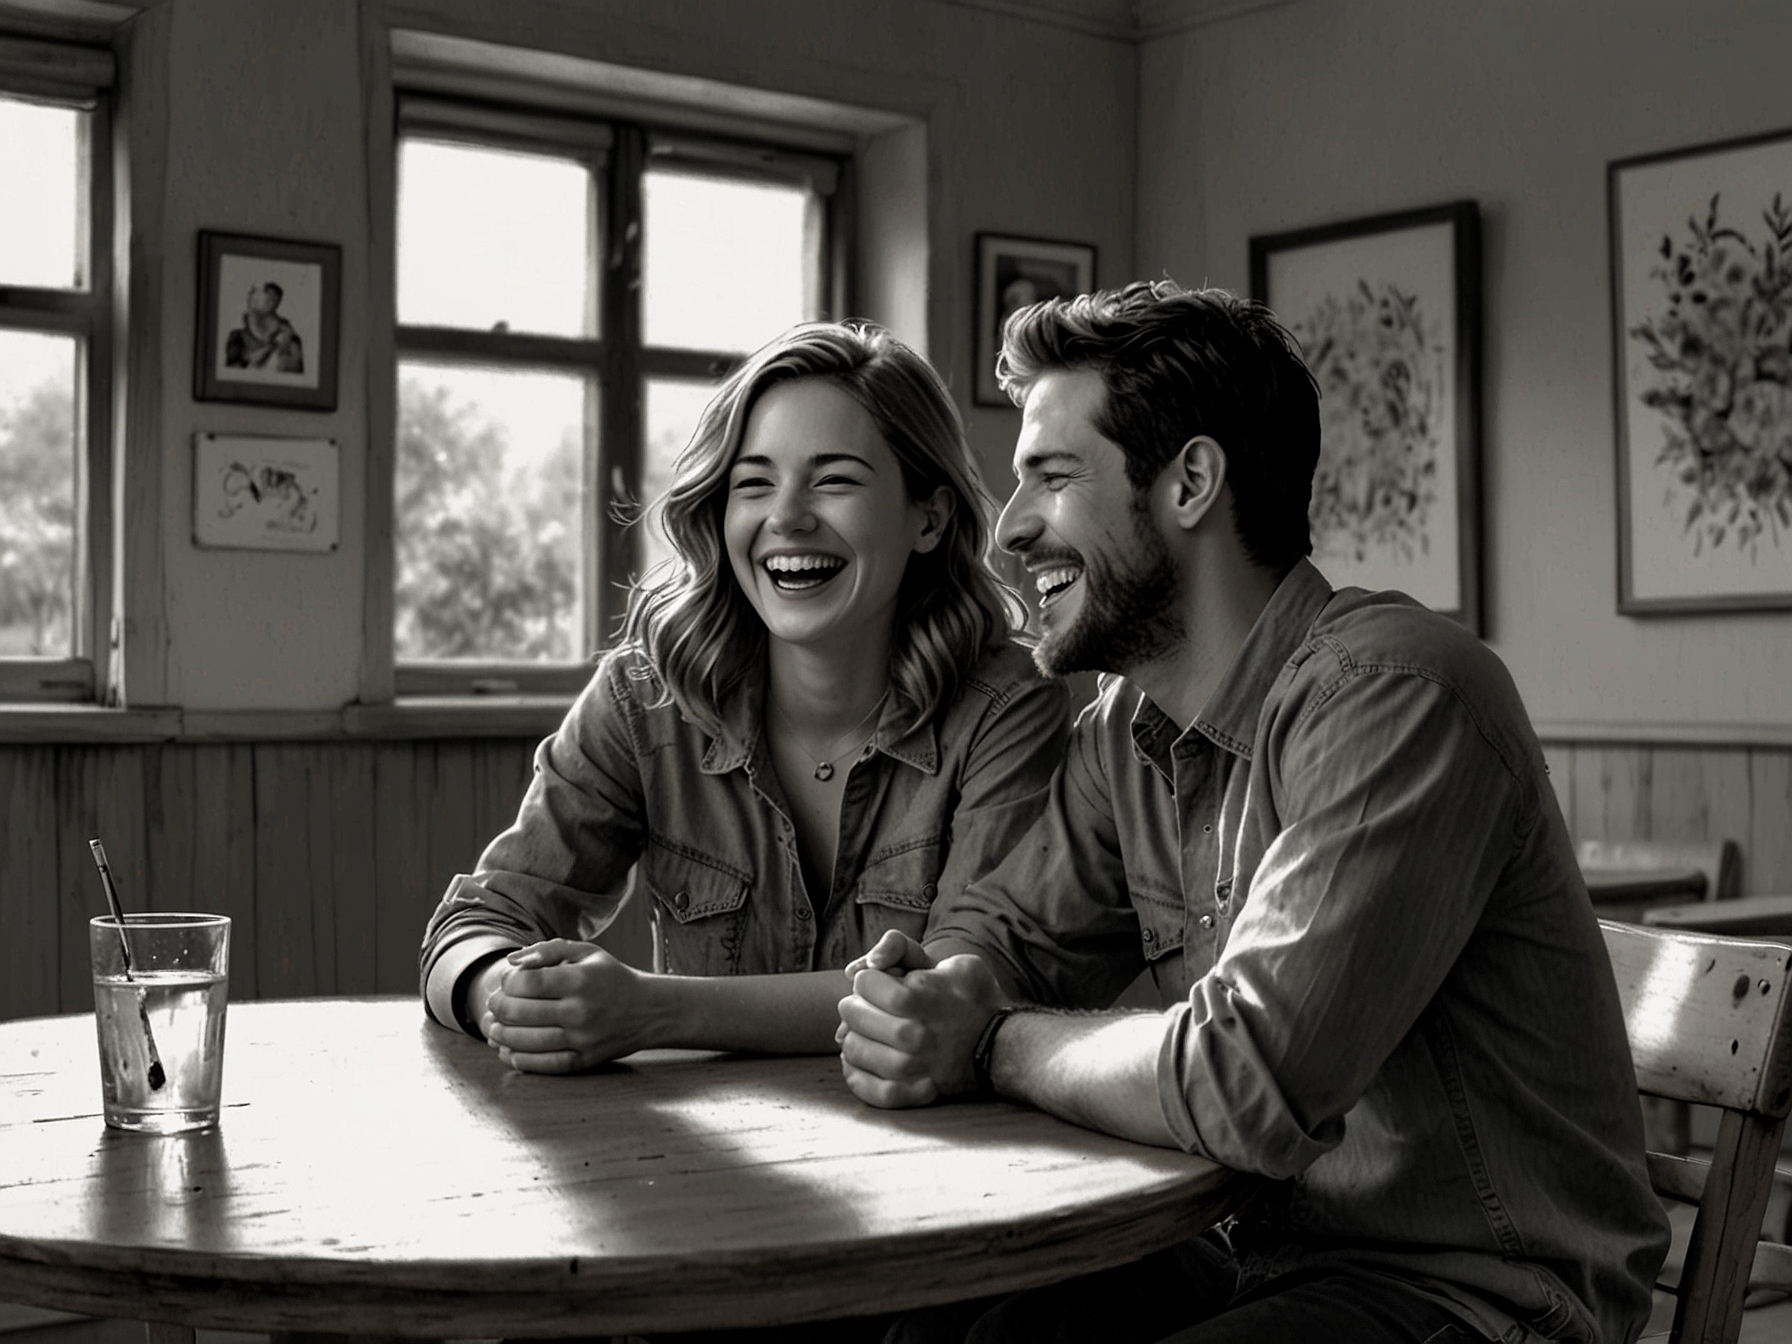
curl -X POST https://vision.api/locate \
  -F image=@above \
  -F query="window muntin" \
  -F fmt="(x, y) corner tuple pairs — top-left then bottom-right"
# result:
(0, 82), (107, 702)
(393, 103), (839, 694)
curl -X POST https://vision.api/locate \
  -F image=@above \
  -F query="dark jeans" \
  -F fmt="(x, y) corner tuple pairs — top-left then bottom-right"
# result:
(885, 1238), (1482, 1344)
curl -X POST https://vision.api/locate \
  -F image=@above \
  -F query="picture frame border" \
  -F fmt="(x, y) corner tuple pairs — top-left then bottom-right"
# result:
(1249, 199), (1484, 634)
(973, 231), (1097, 407)
(1609, 124), (1792, 615)
(193, 229), (342, 412)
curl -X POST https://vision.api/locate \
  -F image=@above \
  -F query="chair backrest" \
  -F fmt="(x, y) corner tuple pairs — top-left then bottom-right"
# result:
(1601, 919), (1792, 1344)
(1580, 838), (1742, 903)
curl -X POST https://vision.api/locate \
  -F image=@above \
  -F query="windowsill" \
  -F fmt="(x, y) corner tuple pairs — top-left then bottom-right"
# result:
(0, 696), (573, 744)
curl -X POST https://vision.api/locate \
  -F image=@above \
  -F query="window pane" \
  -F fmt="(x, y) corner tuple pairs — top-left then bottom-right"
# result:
(641, 378), (720, 582)
(395, 363), (588, 662)
(642, 171), (808, 353)
(0, 332), (78, 656)
(398, 140), (593, 337)
(0, 97), (82, 289)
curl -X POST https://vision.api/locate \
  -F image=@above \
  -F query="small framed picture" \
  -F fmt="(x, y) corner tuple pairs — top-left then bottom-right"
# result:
(193, 433), (340, 553)
(1250, 201), (1484, 632)
(194, 231), (341, 411)
(1610, 127), (1792, 613)
(974, 232), (1096, 406)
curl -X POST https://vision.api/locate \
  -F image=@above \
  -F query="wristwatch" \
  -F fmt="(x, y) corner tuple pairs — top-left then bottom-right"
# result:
(971, 1006), (1022, 1094)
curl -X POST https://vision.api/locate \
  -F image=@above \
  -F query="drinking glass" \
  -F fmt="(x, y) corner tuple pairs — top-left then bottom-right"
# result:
(89, 913), (231, 1134)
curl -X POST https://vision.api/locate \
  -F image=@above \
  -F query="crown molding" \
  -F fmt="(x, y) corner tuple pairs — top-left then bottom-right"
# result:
(1135, 0), (1298, 39)
(932, 0), (1137, 42)
(936, 0), (1299, 42)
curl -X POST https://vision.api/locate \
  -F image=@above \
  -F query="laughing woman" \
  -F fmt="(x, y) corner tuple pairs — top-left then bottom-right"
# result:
(419, 322), (1068, 1070)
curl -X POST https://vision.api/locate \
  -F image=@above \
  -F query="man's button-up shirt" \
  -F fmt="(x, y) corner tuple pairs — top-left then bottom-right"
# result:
(927, 560), (1669, 1344)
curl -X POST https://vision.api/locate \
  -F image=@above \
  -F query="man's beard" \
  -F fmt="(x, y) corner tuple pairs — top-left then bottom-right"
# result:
(1033, 513), (1183, 678)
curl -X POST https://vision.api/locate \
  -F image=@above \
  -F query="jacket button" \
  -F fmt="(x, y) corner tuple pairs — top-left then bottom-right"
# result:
(1199, 914), (1215, 930)
(922, 883), (937, 901)
(1142, 927), (1156, 943)
(673, 890), (690, 912)
(796, 906), (811, 921)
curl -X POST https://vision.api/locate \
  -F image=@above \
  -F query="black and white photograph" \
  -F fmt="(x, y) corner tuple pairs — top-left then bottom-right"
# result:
(974, 232), (1095, 404)
(7, 7), (1792, 1344)
(194, 231), (341, 410)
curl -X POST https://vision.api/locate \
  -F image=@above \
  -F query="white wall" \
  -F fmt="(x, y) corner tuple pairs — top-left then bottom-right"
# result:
(1137, 0), (1792, 732)
(120, 0), (1137, 709)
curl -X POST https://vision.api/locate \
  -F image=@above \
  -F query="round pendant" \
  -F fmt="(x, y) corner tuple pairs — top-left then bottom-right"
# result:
(814, 762), (835, 782)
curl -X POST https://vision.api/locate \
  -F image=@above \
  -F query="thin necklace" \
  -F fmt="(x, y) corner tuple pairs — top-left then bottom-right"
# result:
(768, 689), (888, 781)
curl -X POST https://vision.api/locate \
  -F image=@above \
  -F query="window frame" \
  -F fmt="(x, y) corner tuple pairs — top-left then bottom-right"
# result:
(390, 95), (846, 697)
(0, 38), (115, 704)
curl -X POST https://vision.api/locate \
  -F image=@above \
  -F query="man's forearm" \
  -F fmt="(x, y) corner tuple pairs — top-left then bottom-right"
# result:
(989, 1009), (1178, 1148)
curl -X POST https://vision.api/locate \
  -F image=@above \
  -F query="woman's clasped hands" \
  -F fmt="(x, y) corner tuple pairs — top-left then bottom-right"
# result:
(480, 940), (670, 1074)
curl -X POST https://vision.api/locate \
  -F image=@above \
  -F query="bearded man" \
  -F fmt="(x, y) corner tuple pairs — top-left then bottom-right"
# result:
(837, 282), (1667, 1344)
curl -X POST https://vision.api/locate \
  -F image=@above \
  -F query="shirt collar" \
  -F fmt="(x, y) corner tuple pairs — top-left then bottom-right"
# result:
(1129, 557), (1334, 765)
(699, 659), (940, 776)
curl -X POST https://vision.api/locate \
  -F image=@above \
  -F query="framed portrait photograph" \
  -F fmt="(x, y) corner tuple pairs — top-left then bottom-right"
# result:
(194, 231), (341, 411)
(974, 232), (1096, 406)
(1250, 201), (1484, 632)
(1610, 127), (1792, 613)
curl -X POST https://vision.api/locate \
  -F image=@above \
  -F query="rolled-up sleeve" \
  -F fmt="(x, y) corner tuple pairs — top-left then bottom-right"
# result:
(1157, 666), (1527, 1176)
(419, 657), (647, 1029)
(926, 704), (1147, 1009)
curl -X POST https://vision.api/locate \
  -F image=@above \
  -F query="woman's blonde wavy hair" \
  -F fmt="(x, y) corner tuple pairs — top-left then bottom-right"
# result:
(624, 321), (1024, 735)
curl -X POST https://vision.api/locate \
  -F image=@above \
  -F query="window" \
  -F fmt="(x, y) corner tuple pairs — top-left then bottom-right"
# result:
(0, 43), (113, 703)
(392, 98), (842, 694)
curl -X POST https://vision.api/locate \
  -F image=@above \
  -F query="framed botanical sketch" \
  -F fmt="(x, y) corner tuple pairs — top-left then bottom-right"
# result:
(1250, 201), (1483, 632)
(1610, 127), (1792, 612)
(973, 232), (1096, 406)
(194, 231), (341, 411)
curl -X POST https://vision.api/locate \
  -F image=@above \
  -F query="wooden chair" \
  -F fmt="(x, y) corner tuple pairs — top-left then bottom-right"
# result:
(1602, 919), (1792, 1343)
(1580, 838), (1742, 910)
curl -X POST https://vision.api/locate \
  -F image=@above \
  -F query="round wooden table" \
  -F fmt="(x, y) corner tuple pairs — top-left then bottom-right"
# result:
(0, 998), (1248, 1338)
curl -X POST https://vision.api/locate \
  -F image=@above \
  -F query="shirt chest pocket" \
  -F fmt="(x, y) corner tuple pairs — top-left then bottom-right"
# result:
(1131, 882), (1186, 966)
(642, 845), (752, 977)
(851, 839), (944, 950)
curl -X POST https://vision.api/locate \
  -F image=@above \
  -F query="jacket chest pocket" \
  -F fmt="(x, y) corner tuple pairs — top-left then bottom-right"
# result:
(850, 839), (944, 953)
(642, 845), (752, 977)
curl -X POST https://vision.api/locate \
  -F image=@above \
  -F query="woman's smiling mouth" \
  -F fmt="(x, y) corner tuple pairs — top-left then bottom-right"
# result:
(763, 553), (848, 591)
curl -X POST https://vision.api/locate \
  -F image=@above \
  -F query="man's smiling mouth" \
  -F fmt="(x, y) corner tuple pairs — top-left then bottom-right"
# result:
(763, 554), (847, 591)
(1035, 565), (1082, 607)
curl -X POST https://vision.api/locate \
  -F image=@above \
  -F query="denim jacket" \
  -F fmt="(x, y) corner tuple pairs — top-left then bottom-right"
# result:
(928, 561), (1670, 1344)
(421, 640), (1068, 1032)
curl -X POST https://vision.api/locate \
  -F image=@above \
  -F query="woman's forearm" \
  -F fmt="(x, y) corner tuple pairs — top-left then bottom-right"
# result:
(646, 969), (853, 1054)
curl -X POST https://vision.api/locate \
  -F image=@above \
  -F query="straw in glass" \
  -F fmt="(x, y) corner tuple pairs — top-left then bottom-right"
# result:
(89, 840), (166, 1092)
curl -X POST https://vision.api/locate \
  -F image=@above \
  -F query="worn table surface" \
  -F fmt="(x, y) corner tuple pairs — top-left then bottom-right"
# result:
(0, 997), (1248, 1337)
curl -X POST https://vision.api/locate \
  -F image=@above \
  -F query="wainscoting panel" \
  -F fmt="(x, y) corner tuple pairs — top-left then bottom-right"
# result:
(1542, 740), (1792, 897)
(4, 734), (1790, 1024)
(0, 738), (544, 1022)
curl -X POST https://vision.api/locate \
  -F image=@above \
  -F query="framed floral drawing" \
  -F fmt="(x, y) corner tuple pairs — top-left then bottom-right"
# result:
(1611, 128), (1792, 612)
(974, 233), (1096, 406)
(1250, 201), (1483, 632)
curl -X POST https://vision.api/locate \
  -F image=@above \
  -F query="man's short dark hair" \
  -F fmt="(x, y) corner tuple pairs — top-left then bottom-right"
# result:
(997, 280), (1322, 572)
(263, 282), (284, 305)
